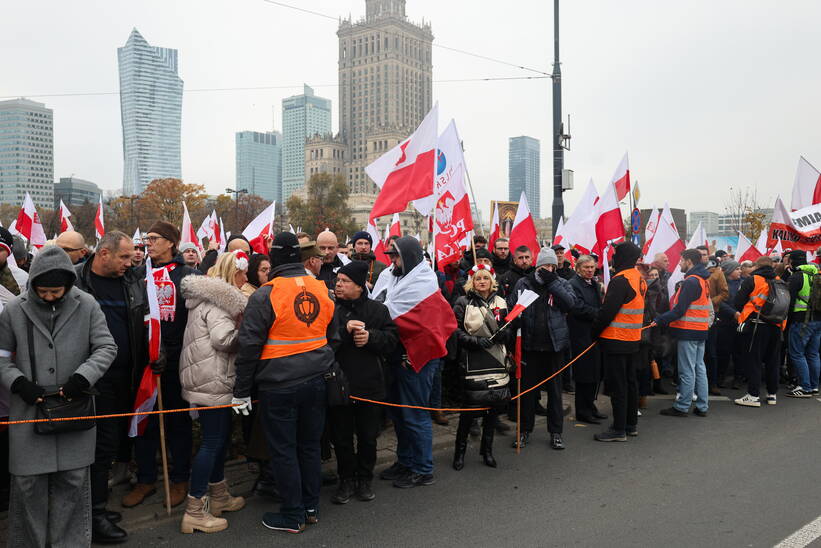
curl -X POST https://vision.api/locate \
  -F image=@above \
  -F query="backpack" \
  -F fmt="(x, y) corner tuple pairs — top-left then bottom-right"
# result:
(808, 272), (821, 316)
(757, 278), (790, 324)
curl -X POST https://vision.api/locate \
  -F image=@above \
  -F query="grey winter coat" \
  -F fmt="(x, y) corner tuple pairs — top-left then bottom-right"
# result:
(179, 275), (247, 407)
(0, 246), (117, 476)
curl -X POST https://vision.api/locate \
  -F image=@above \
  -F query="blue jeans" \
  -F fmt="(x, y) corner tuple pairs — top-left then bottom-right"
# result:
(674, 339), (708, 413)
(788, 321), (821, 391)
(189, 408), (232, 498)
(390, 359), (437, 475)
(259, 375), (326, 522)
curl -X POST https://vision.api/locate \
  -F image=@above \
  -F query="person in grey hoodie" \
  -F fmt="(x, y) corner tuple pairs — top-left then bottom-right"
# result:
(0, 245), (117, 548)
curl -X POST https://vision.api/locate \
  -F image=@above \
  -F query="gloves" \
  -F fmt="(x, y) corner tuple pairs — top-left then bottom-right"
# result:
(231, 396), (252, 416)
(11, 377), (45, 405)
(478, 337), (495, 349)
(536, 268), (558, 285)
(150, 349), (167, 374)
(61, 374), (90, 400)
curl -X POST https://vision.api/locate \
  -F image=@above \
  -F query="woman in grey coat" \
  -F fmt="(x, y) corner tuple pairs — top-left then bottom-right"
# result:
(0, 245), (117, 548)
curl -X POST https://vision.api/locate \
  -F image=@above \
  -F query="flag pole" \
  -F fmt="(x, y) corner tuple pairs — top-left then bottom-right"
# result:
(156, 376), (172, 516)
(516, 375), (521, 456)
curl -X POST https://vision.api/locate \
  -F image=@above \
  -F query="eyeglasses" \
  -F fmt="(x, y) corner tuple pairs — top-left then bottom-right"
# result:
(144, 235), (165, 243)
(59, 246), (85, 253)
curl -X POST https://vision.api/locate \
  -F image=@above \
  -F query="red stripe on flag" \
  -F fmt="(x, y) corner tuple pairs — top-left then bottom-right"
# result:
(370, 149), (435, 221)
(393, 290), (456, 372)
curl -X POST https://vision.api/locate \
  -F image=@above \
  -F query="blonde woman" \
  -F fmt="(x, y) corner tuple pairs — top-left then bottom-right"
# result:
(178, 250), (249, 533)
(451, 264), (512, 470)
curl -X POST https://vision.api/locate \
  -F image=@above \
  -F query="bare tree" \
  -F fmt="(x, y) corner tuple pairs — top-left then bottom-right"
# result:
(724, 187), (764, 240)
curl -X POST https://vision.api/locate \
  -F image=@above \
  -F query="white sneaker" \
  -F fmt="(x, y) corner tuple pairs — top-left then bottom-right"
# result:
(766, 394), (777, 405)
(692, 394), (697, 402)
(734, 394), (761, 407)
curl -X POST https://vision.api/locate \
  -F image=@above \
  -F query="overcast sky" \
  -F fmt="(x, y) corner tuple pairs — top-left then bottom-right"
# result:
(2, 0), (819, 224)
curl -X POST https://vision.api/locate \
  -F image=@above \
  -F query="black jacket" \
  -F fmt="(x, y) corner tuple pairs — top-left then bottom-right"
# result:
(497, 264), (535, 298)
(491, 253), (511, 276)
(509, 270), (576, 353)
(567, 274), (602, 382)
(233, 263), (341, 397)
(333, 293), (398, 399)
(557, 262), (575, 281)
(199, 249), (218, 275)
(318, 255), (345, 290)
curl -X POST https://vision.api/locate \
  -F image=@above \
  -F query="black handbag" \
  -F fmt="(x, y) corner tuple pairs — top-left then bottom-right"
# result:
(27, 319), (97, 435)
(324, 362), (350, 407)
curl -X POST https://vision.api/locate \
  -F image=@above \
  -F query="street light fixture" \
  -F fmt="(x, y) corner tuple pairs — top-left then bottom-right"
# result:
(225, 187), (248, 233)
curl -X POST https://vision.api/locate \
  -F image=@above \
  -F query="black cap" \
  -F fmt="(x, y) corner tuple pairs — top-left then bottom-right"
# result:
(551, 244), (566, 252)
(789, 249), (807, 267)
(351, 230), (372, 246)
(269, 232), (300, 267)
(338, 260), (369, 289)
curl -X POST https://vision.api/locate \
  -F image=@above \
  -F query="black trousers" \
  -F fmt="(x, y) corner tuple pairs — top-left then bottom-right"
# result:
(603, 352), (638, 433)
(716, 320), (741, 381)
(705, 324), (720, 385)
(521, 351), (563, 434)
(329, 401), (382, 481)
(574, 382), (600, 419)
(456, 408), (497, 447)
(90, 372), (131, 510)
(741, 322), (782, 397)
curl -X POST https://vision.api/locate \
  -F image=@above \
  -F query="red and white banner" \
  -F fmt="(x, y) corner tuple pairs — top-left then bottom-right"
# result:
(94, 196), (105, 240)
(642, 208), (660, 255)
(768, 197), (821, 252)
(509, 191), (540, 257)
(180, 202), (203, 253)
(562, 179), (599, 253)
(593, 178), (625, 258)
(15, 192), (46, 248)
(504, 289), (539, 322)
(754, 228), (768, 255)
(611, 152), (631, 202)
(488, 206), (500, 247)
(432, 120), (473, 269)
(366, 104), (438, 220)
(552, 218), (566, 246)
(687, 221), (708, 250)
(737, 231), (763, 263)
(643, 212), (684, 272)
(243, 201), (276, 254)
(58, 200), (74, 233)
(129, 257), (162, 438)
(790, 156), (821, 211)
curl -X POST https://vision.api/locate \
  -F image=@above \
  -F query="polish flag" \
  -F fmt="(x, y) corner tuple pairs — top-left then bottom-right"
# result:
(552, 218), (565, 246)
(642, 208), (660, 255)
(389, 213), (402, 239)
(132, 228), (142, 246)
(180, 202), (203, 253)
(666, 268), (685, 305)
(377, 259), (457, 371)
(642, 213), (684, 272)
(504, 289), (539, 322)
(754, 228), (768, 255)
(687, 221), (708, 250)
(58, 200), (74, 233)
(15, 192), (47, 248)
(562, 179), (599, 254)
(790, 156), (821, 211)
(94, 196), (105, 240)
(242, 201), (276, 254)
(218, 218), (228, 253)
(382, 222), (391, 248)
(366, 104), (438, 221)
(196, 211), (212, 243)
(593, 179), (625, 258)
(660, 203), (678, 233)
(488, 206), (500, 247)
(737, 231), (763, 263)
(129, 257), (162, 438)
(508, 192), (540, 257)
(611, 152), (631, 202)
(366, 221), (389, 265)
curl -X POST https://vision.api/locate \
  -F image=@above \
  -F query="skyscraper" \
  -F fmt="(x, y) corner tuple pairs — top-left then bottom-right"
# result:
(118, 28), (183, 196)
(281, 85), (332, 203)
(337, 0), (433, 195)
(509, 136), (541, 219)
(235, 131), (282, 203)
(0, 98), (54, 208)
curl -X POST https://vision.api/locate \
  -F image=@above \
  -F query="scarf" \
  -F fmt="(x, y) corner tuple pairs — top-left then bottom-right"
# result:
(152, 263), (178, 322)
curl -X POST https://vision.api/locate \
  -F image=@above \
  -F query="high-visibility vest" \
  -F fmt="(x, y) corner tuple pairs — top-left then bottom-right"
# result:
(739, 275), (769, 324)
(260, 275), (335, 360)
(669, 275), (711, 331)
(793, 264), (818, 313)
(600, 268), (647, 342)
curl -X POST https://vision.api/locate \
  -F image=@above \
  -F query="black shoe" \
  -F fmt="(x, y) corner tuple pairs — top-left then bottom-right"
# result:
(481, 451), (498, 468)
(452, 441), (467, 471)
(92, 514), (128, 544)
(535, 404), (548, 416)
(511, 432), (530, 449)
(575, 415), (601, 425)
(331, 479), (355, 504)
(393, 472), (435, 489)
(592, 411), (608, 420)
(550, 433), (565, 450)
(693, 408), (708, 417)
(379, 462), (409, 481)
(106, 511), (122, 524)
(659, 407), (688, 417)
(355, 479), (375, 502)
(261, 512), (305, 534)
(625, 426), (638, 437)
(594, 429), (627, 442)
(305, 508), (319, 525)
(322, 469), (339, 486)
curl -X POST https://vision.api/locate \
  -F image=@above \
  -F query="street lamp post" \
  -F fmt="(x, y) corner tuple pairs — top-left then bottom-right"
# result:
(225, 187), (248, 233)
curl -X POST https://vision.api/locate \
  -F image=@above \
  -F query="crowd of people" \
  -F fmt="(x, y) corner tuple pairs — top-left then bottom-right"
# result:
(0, 221), (816, 545)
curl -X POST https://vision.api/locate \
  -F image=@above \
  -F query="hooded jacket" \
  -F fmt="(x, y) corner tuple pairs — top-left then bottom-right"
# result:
(351, 251), (388, 287)
(0, 246), (117, 475)
(179, 275), (248, 406)
(509, 269), (576, 353)
(371, 236), (424, 302)
(592, 242), (645, 353)
(655, 263), (711, 340)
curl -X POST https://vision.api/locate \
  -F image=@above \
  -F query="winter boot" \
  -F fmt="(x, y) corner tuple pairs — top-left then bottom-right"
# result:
(479, 430), (497, 468)
(208, 480), (245, 517)
(180, 495), (228, 534)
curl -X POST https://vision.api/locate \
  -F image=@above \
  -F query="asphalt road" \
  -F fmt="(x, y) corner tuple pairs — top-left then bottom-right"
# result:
(124, 390), (821, 547)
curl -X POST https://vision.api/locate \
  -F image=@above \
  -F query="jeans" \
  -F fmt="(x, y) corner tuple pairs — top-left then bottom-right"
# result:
(389, 359), (437, 475)
(521, 351), (564, 434)
(329, 402), (382, 481)
(189, 408), (232, 498)
(674, 339), (708, 413)
(788, 320), (821, 391)
(260, 375), (326, 522)
(90, 372), (131, 511)
(134, 368), (192, 485)
(741, 322), (782, 397)
(603, 352), (638, 433)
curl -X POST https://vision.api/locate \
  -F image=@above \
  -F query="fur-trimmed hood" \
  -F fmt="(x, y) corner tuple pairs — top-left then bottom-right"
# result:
(181, 275), (247, 317)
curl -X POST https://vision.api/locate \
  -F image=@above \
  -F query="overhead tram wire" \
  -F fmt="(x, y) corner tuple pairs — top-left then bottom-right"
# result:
(261, 0), (552, 77)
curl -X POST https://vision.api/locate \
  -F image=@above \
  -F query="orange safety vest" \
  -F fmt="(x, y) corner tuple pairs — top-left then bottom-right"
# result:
(600, 268), (647, 342)
(260, 275), (335, 360)
(669, 275), (711, 331)
(738, 274), (787, 330)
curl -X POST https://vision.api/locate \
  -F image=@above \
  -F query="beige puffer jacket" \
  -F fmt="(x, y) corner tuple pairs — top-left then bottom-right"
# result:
(179, 275), (248, 406)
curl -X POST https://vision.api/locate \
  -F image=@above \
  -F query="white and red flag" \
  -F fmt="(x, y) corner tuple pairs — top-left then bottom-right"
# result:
(562, 179), (599, 254)
(687, 221), (708, 250)
(642, 208), (660, 255)
(610, 152), (631, 202)
(242, 201), (276, 254)
(790, 156), (821, 211)
(754, 228), (768, 255)
(488, 206), (500, 247)
(643, 212), (684, 272)
(432, 120), (474, 269)
(737, 231), (763, 263)
(593, 178), (625, 258)
(15, 192), (46, 248)
(196, 211), (213, 243)
(58, 200), (74, 233)
(509, 191), (540, 257)
(129, 257), (162, 438)
(366, 104), (438, 221)
(374, 259), (456, 371)
(94, 196), (105, 240)
(389, 213), (402, 240)
(180, 202), (203, 253)
(504, 289), (539, 322)
(552, 218), (566, 246)
(366, 221), (389, 265)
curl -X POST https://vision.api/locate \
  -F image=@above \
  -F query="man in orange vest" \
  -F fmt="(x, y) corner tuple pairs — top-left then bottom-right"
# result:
(592, 242), (646, 442)
(654, 249), (712, 417)
(232, 232), (340, 534)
